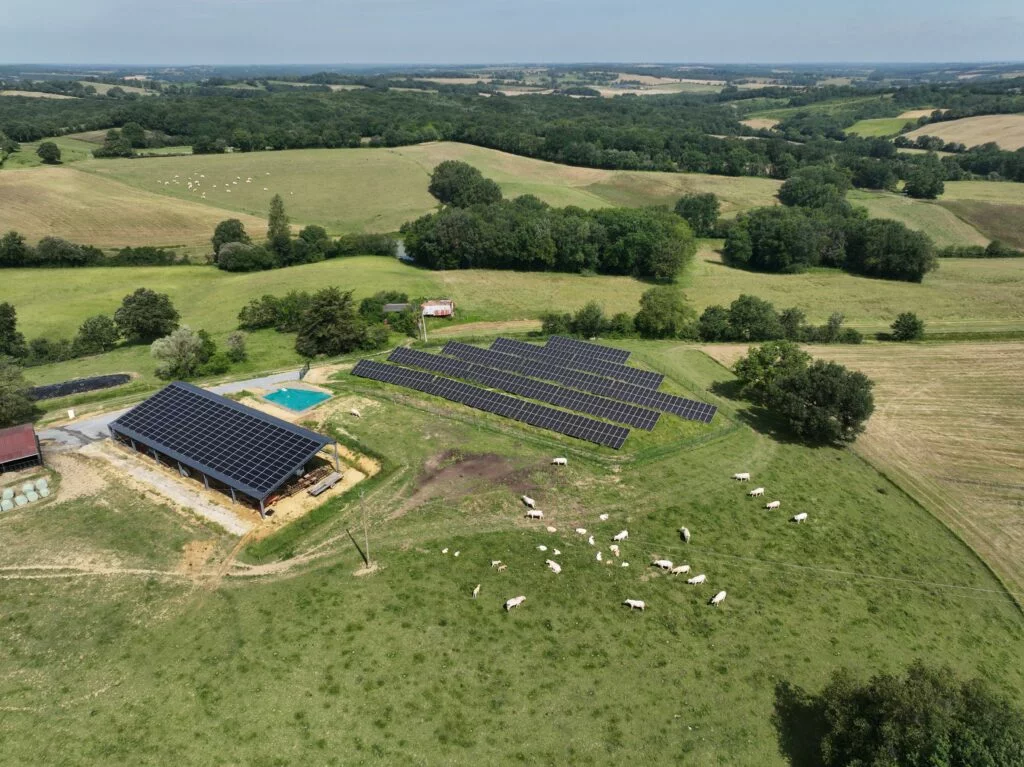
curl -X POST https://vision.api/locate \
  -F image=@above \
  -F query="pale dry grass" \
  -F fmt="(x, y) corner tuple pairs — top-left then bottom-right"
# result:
(0, 90), (77, 99)
(0, 166), (265, 247)
(904, 114), (1024, 151)
(740, 118), (780, 130)
(703, 342), (1024, 599)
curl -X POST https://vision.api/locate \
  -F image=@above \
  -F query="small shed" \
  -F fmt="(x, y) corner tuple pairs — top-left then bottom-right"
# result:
(421, 299), (455, 318)
(0, 423), (43, 474)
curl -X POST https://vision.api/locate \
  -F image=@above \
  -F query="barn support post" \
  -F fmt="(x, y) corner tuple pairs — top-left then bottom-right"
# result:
(176, 461), (184, 477)
(230, 488), (237, 505)
(129, 438), (136, 451)
(150, 447), (158, 462)
(258, 499), (266, 519)
(202, 473), (209, 490)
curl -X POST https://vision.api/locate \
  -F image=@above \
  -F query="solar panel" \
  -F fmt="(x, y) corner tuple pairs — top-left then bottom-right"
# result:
(388, 347), (660, 430)
(545, 335), (631, 363)
(351, 360), (629, 449)
(491, 337), (665, 390)
(109, 381), (332, 501)
(443, 341), (717, 424)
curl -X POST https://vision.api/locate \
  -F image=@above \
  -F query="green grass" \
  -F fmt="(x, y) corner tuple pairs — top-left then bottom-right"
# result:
(938, 200), (1024, 249)
(849, 189), (990, 247)
(748, 94), (895, 121)
(844, 117), (916, 137)
(1, 136), (100, 169)
(2, 344), (1022, 765)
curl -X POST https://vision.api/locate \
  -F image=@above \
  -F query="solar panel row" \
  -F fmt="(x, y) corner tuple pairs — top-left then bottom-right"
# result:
(443, 341), (717, 424)
(389, 347), (660, 431)
(111, 382), (330, 498)
(352, 360), (629, 449)
(491, 337), (665, 390)
(544, 335), (631, 364)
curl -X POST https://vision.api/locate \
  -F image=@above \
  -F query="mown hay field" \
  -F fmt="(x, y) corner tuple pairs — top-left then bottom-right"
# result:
(705, 342), (1024, 600)
(848, 189), (989, 247)
(904, 114), (1024, 150)
(2, 345), (1022, 766)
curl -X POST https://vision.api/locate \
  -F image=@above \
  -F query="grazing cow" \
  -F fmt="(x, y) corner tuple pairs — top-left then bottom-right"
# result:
(526, 509), (545, 520)
(766, 501), (781, 511)
(491, 560), (502, 568)
(671, 565), (691, 575)
(350, 408), (362, 418)
(653, 559), (674, 571)
(551, 457), (568, 466)
(596, 551), (603, 562)
(521, 495), (536, 509)
(546, 560), (562, 574)
(472, 584), (481, 599)
(687, 574), (707, 585)
(599, 513), (609, 521)
(442, 548), (449, 554)
(546, 526), (557, 533)
(537, 545), (548, 552)
(749, 487), (765, 497)
(497, 564), (508, 572)
(609, 544), (620, 557)
(791, 513), (808, 523)
(621, 562), (630, 568)
(575, 528), (587, 535)
(613, 530), (629, 542)
(553, 549), (561, 556)
(453, 551), (460, 557)
(623, 599), (646, 611)
(679, 527), (691, 544)
(733, 472), (750, 481)
(587, 535), (595, 546)
(504, 596), (526, 611)
(710, 591), (727, 606)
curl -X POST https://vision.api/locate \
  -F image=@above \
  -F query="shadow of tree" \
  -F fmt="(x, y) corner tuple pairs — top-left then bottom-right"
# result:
(772, 680), (829, 767)
(709, 380), (805, 446)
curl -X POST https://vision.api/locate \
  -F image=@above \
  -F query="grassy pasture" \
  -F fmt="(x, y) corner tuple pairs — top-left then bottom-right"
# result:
(848, 189), (989, 247)
(939, 200), (1024, 249)
(844, 117), (916, 137)
(0, 166), (266, 247)
(904, 114), (1024, 151)
(0, 90), (77, 99)
(2, 345), (1023, 765)
(0, 135), (99, 169)
(704, 342), (1024, 600)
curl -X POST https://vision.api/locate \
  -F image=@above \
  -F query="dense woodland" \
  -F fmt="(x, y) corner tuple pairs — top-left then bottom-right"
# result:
(2, 76), (1023, 182)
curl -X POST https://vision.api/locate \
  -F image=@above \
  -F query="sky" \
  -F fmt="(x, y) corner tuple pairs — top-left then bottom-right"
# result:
(3, 0), (1024, 65)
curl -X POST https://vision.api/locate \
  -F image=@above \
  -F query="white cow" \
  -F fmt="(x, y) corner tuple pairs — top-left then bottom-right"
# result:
(621, 562), (629, 567)
(349, 408), (362, 418)
(687, 574), (707, 585)
(546, 526), (557, 533)
(497, 564), (507, 572)
(536, 545), (548, 552)
(596, 551), (603, 562)
(526, 509), (545, 520)
(623, 599), (646, 611)
(521, 495), (536, 509)
(609, 544), (620, 557)
(599, 513), (609, 521)
(749, 487), (765, 497)
(679, 527), (691, 544)
(491, 560), (502, 568)
(504, 595), (526, 611)
(670, 565), (691, 575)
(453, 551), (460, 557)
(791, 513), (808, 523)
(766, 501), (781, 511)
(587, 535), (595, 546)
(733, 472), (751, 481)
(546, 560), (562, 574)
(472, 584), (481, 599)
(575, 528), (587, 535)
(551, 457), (568, 466)
(613, 530), (629, 542)
(441, 548), (449, 554)
(709, 591), (727, 606)
(653, 559), (674, 571)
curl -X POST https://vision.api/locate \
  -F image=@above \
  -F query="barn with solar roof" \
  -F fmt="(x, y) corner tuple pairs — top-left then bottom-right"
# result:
(109, 381), (339, 517)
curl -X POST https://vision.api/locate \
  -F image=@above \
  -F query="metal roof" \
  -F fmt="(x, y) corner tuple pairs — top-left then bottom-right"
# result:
(0, 423), (40, 465)
(109, 382), (332, 501)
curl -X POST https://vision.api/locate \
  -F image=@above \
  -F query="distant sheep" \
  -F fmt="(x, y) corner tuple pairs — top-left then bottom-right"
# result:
(687, 574), (707, 585)
(521, 495), (536, 509)
(537, 545), (548, 552)
(791, 513), (808, 523)
(349, 408), (361, 418)
(441, 548), (449, 554)
(679, 527), (691, 543)
(613, 530), (629, 542)
(709, 591), (727, 606)
(546, 560), (562, 574)
(733, 472), (750, 481)
(526, 509), (544, 520)
(546, 526), (557, 533)
(749, 487), (765, 497)
(551, 457), (568, 466)
(766, 501), (781, 511)
(670, 565), (691, 575)
(553, 549), (561, 556)
(504, 595), (526, 611)
(652, 559), (673, 571)
(609, 544), (620, 557)
(623, 599), (646, 611)
(453, 551), (460, 557)
(621, 562), (629, 568)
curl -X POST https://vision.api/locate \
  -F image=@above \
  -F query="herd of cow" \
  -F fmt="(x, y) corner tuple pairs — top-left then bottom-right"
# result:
(733, 472), (806, 523)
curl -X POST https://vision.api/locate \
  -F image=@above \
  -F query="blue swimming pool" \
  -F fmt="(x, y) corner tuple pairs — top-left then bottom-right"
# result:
(264, 387), (331, 412)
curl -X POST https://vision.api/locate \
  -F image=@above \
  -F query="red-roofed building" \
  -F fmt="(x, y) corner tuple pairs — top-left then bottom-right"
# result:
(0, 423), (43, 474)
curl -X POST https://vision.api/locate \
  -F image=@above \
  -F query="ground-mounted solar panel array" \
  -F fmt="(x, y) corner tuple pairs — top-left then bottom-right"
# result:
(351, 336), (717, 449)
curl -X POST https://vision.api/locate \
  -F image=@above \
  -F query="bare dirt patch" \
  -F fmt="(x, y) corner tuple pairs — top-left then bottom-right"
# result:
(177, 540), (218, 574)
(47, 451), (108, 502)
